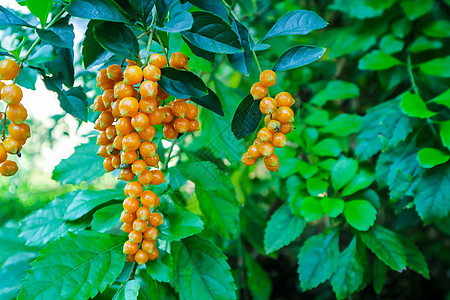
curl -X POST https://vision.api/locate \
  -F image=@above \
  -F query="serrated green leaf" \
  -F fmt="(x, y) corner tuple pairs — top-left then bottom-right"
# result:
(64, 189), (123, 220)
(113, 280), (140, 300)
(0, 253), (35, 300)
(300, 197), (325, 221)
(159, 210), (204, 242)
(400, 92), (436, 118)
(231, 94), (262, 140)
(343, 200), (377, 231)
(360, 225), (407, 271)
(67, 0), (129, 22)
(429, 89), (450, 108)
(158, 67), (208, 99)
(359, 50), (403, 70)
(397, 235), (429, 279)
(273, 45), (326, 72)
(91, 204), (122, 233)
(264, 204), (306, 254)
(171, 236), (237, 300)
(0, 221), (40, 265)
(18, 231), (126, 300)
(341, 168), (375, 196)
(321, 198), (344, 218)
(320, 113), (363, 137)
(331, 157), (358, 191)
(310, 80), (359, 106)
(146, 250), (173, 283)
(93, 22), (139, 60)
(417, 148), (450, 168)
(306, 177), (329, 196)
(419, 56), (450, 77)
(313, 138), (342, 157)
(298, 229), (340, 290)
(26, 0), (53, 27)
(331, 237), (364, 300)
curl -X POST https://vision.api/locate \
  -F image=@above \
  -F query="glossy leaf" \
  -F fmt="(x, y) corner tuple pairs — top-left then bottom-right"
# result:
(129, 0), (156, 23)
(273, 45), (326, 72)
(82, 23), (114, 68)
(410, 36), (442, 53)
(300, 197), (325, 221)
(158, 67), (208, 99)
(321, 198), (344, 218)
(342, 168), (375, 196)
(93, 22), (139, 60)
(67, 0), (129, 22)
(112, 280), (140, 300)
(423, 20), (450, 38)
(28, 45), (57, 65)
(440, 120), (450, 149)
(64, 189), (123, 220)
(313, 138), (342, 157)
(36, 17), (74, 48)
(186, 0), (228, 20)
(91, 204), (122, 233)
(306, 177), (329, 196)
(146, 250), (173, 283)
(190, 88), (224, 116)
(155, 9), (193, 33)
(320, 113), (363, 137)
(231, 94), (262, 140)
(0, 5), (32, 27)
(227, 20), (253, 75)
(401, 0), (434, 20)
(26, 0), (53, 27)
(159, 210), (204, 242)
(397, 235), (429, 279)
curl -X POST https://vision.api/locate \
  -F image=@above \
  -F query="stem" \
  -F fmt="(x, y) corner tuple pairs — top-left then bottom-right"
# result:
(220, 0), (239, 20)
(164, 140), (177, 171)
(144, 13), (157, 65)
(406, 52), (420, 96)
(1, 109), (7, 140)
(252, 51), (262, 74)
(127, 262), (138, 280)
(154, 31), (169, 65)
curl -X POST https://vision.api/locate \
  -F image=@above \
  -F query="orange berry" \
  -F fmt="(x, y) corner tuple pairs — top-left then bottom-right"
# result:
(8, 122), (30, 140)
(96, 145), (109, 158)
(173, 118), (189, 133)
(144, 227), (159, 240)
(148, 212), (164, 227)
(141, 190), (160, 209)
(280, 122), (294, 134)
(119, 167), (135, 181)
(264, 153), (279, 167)
(139, 97), (158, 114)
(139, 125), (156, 142)
(102, 89), (115, 108)
(250, 82), (268, 100)
(267, 120), (281, 132)
(111, 154), (121, 169)
(123, 241), (139, 254)
(126, 56), (140, 65)
(131, 159), (147, 176)
(274, 106), (294, 123)
(272, 132), (287, 148)
(119, 96), (139, 117)
(111, 100), (122, 118)
(259, 97), (277, 114)
(139, 80), (158, 98)
(254, 139), (263, 149)
(1, 84), (22, 104)
(122, 132), (141, 151)
(123, 197), (140, 213)
(133, 219), (148, 232)
(136, 206), (151, 220)
(188, 119), (200, 132)
(241, 153), (256, 166)
(105, 125), (117, 140)
(160, 106), (174, 124)
(0, 160), (18, 176)
(107, 143), (120, 156)
(156, 85), (170, 101)
(6, 103), (27, 124)
(121, 223), (133, 233)
(107, 64), (122, 81)
(144, 153), (159, 167)
(97, 111), (115, 129)
(257, 127), (273, 142)
(143, 65), (161, 81)
(103, 157), (115, 172)
(247, 145), (261, 159)
(0, 144), (7, 163)
(129, 230), (143, 243)
(139, 141), (157, 157)
(266, 164), (279, 172)
(93, 95), (106, 112)
(148, 248), (159, 260)
(260, 70), (277, 87)
(259, 142), (274, 157)
(115, 117), (134, 136)
(148, 108), (165, 125)
(171, 100), (187, 118)
(3, 137), (21, 154)
(97, 69), (114, 90)
(114, 81), (134, 99)
(0, 59), (20, 80)
(121, 150), (138, 165)
(163, 123), (178, 139)
(123, 65), (143, 85)
(185, 103), (198, 120)
(124, 181), (144, 198)
(264, 114), (271, 126)
(151, 170), (165, 185)
(112, 135), (124, 151)
(126, 254), (135, 262)
(169, 52), (189, 70)
(150, 53), (167, 68)
(135, 250), (149, 265)
(141, 240), (155, 254)
(120, 211), (137, 224)
(275, 92), (295, 107)
(138, 169), (153, 186)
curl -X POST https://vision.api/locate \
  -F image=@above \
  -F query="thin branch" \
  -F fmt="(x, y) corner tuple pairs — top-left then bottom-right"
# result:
(406, 52), (420, 96)
(154, 31), (169, 65)
(127, 262), (138, 280)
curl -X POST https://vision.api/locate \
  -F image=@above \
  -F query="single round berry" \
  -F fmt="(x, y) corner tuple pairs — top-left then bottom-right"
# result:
(151, 170), (165, 185)
(148, 212), (164, 227)
(121, 223), (133, 233)
(264, 153), (279, 167)
(266, 163), (279, 172)
(141, 190), (160, 209)
(123, 65), (143, 85)
(123, 197), (140, 213)
(259, 97), (277, 114)
(185, 103), (198, 120)
(119, 167), (135, 181)
(102, 89), (115, 109)
(160, 106), (174, 124)
(115, 117), (134, 136)
(97, 111), (115, 129)
(138, 169), (153, 186)
(8, 122), (30, 140)
(171, 100), (188, 118)
(275, 92), (295, 107)
(247, 145), (261, 159)
(144, 227), (159, 240)
(133, 219), (148, 232)
(131, 159), (147, 176)
(131, 112), (149, 132)
(280, 122), (294, 134)
(121, 150), (138, 165)
(93, 95), (106, 112)
(120, 211), (137, 224)
(119, 96), (139, 117)
(114, 81), (134, 99)
(258, 142), (274, 157)
(139, 125), (156, 142)
(0, 59), (20, 80)
(141, 240), (156, 254)
(272, 132), (287, 148)
(112, 135), (124, 151)
(188, 120), (200, 132)
(267, 120), (281, 133)
(274, 106), (294, 123)
(123, 241), (139, 254)
(136, 206), (151, 221)
(139, 80), (158, 98)
(173, 118), (190, 134)
(0, 159), (18, 176)
(124, 181), (144, 198)
(148, 248), (159, 260)
(144, 153), (159, 167)
(1, 84), (23, 104)
(107, 64), (122, 81)
(259, 70), (277, 87)
(139, 97), (157, 114)
(105, 125), (117, 140)
(169, 52), (189, 70)
(122, 132), (141, 151)
(257, 127), (273, 143)
(143, 65), (161, 81)
(96, 145), (109, 158)
(129, 230), (143, 243)
(250, 82), (268, 100)
(148, 108), (165, 126)
(135, 250), (149, 265)
(111, 155), (121, 169)
(6, 103), (27, 124)
(3, 137), (21, 154)
(139, 141), (157, 157)
(97, 131), (110, 146)
(149, 53), (167, 69)
(103, 157), (115, 172)
(163, 123), (178, 139)
(241, 153), (256, 166)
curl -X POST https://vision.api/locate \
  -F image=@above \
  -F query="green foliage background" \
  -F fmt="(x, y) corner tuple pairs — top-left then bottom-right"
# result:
(1, 0), (450, 299)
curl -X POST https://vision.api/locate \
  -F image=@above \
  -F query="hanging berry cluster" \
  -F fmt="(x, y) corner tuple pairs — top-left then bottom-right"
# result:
(241, 70), (295, 172)
(0, 59), (31, 177)
(93, 52), (200, 265)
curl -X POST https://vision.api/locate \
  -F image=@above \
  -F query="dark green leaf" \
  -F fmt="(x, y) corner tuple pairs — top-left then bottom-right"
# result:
(261, 10), (327, 41)
(67, 0), (129, 22)
(26, 0), (53, 27)
(91, 204), (122, 233)
(343, 200), (377, 231)
(16, 67), (38, 90)
(159, 210), (204, 242)
(155, 9), (193, 33)
(37, 17), (74, 48)
(0, 5), (32, 27)
(401, 0), (434, 20)
(417, 148), (450, 168)
(410, 36), (442, 53)
(379, 34), (404, 54)
(244, 250), (272, 300)
(306, 177), (329, 196)
(186, 0), (228, 20)
(18, 231), (126, 300)
(93, 22), (139, 60)
(0, 253), (36, 300)
(183, 37), (216, 62)
(158, 67), (208, 99)
(28, 44), (57, 65)
(82, 23), (114, 68)
(341, 168), (375, 197)
(129, 0), (156, 23)
(373, 259), (388, 294)
(146, 250), (173, 283)
(422, 20), (450, 38)
(273, 45), (326, 72)
(231, 94), (262, 140)
(227, 20), (253, 75)
(64, 189), (123, 220)
(190, 88), (224, 116)
(155, 0), (177, 24)
(440, 120), (450, 150)
(46, 47), (75, 88)
(300, 197), (325, 221)
(397, 235), (429, 279)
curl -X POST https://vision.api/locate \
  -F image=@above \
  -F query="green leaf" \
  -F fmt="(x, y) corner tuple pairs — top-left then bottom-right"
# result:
(227, 20), (252, 75)
(181, 11), (242, 54)
(310, 80), (359, 106)
(360, 225), (407, 271)
(359, 50), (403, 70)
(1, 221), (40, 265)
(129, 0), (156, 23)
(306, 177), (329, 196)
(429, 89), (450, 108)
(146, 250), (173, 282)
(186, 0), (228, 20)
(379, 34), (404, 54)
(417, 148), (450, 168)
(36, 17), (74, 48)
(330, 0), (390, 18)
(264, 204), (306, 254)
(373, 258), (388, 294)
(300, 197), (325, 221)
(171, 236), (237, 300)
(46, 47), (75, 88)
(342, 168), (376, 197)
(313, 138), (342, 157)
(422, 20), (450, 38)
(410, 36), (443, 53)
(155, 9), (193, 33)
(26, 0), (53, 27)
(0, 6), (32, 27)
(343, 200), (377, 231)
(231, 94), (262, 140)
(304, 109), (329, 126)
(331, 238), (364, 300)
(18, 231), (126, 300)
(320, 113), (363, 137)
(159, 210), (204, 242)
(401, 0), (434, 20)
(413, 164), (450, 224)
(16, 67), (38, 90)
(297, 229), (340, 290)
(64, 189), (123, 220)
(93, 22), (139, 60)
(28, 44), (57, 65)
(113, 280), (140, 300)
(419, 56), (450, 77)
(244, 251), (272, 300)
(440, 120), (450, 149)
(82, 23), (113, 68)
(261, 10), (327, 41)
(397, 235), (429, 279)
(279, 159), (318, 179)
(331, 157), (358, 191)
(67, 0), (129, 22)
(0, 253), (36, 300)
(91, 204), (122, 233)
(158, 67), (208, 99)
(400, 92), (436, 118)
(321, 198), (344, 218)
(19, 192), (87, 246)
(52, 136), (105, 184)
(190, 88), (224, 116)
(273, 45), (326, 72)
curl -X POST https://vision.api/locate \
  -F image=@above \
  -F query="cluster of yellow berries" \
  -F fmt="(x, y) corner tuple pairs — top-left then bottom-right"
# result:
(94, 52), (199, 265)
(0, 59), (30, 177)
(241, 70), (295, 172)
